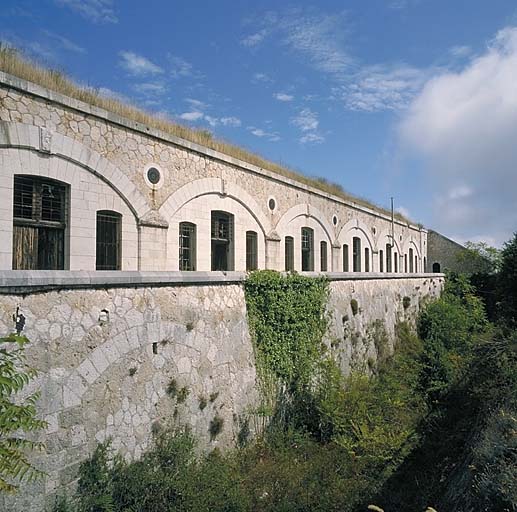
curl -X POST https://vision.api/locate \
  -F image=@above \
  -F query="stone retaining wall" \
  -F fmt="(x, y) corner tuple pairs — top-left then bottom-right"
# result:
(0, 272), (444, 511)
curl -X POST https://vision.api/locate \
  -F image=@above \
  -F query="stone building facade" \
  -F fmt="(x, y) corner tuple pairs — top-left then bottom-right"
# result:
(0, 70), (443, 510)
(0, 71), (428, 274)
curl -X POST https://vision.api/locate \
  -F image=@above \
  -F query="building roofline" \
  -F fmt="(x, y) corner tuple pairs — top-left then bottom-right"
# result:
(0, 70), (426, 233)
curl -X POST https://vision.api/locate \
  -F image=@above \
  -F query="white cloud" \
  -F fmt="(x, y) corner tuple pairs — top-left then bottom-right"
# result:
(169, 55), (194, 78)
(274, 92), (294, 102)
(450, 45), (471, 58)
(179, 111), (204, 121)
(340, 64), (430, 112)
(119, 51), (163, 76)
(280, 10), (353, 74)
(55, 0), (117, 24)
(398, 26), (517, 245)
(185, 98), (207, 110)
(291, 108), (319, 131)
(247, 126), (280, 142)
(252, 72), (273, 84)
(132, 82), (167, 96)
(241, 28), (269, 48)
(220, 117), (242, 127)
(300, 133), (324, 144)
(41, 30), (86, 54)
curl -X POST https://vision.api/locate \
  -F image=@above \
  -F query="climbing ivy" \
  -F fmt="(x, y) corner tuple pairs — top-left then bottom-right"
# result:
(244, 271), (329, 387)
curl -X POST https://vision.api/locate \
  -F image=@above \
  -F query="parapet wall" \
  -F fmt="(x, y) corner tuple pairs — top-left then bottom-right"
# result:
(0, 272), (444, 511)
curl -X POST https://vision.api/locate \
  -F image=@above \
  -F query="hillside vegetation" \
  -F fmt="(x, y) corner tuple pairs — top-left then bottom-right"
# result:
(0, 44), (410, 222)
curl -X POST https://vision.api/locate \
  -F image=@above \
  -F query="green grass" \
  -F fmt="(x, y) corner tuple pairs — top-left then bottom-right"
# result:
(0, 44), (412, 223)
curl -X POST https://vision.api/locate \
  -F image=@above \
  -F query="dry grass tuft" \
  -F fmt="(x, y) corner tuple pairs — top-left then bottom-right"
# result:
(0, 44), (411, 222)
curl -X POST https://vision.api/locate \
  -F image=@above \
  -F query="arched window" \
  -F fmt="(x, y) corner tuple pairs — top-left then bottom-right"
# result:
(352, 237), (361, 272)
(433, 262), (441, 273)
(379, 249), (384, 273)
(394, 252), (398, 273)
(301, 227), (314, 271)
(96, 211), (122, 270)
(342, 244), (349, 272)
(179, 222), (196, 271)
(246, 231), (258, 271)
(13, 175), (68, 270)
(211, 211), (234, 271)
(365, 247), (370, 272)
(386, 243), (392, 273)
(320, 241), (328, 271)
(409, 248), (414, 273)
(285, 236), (294, 271)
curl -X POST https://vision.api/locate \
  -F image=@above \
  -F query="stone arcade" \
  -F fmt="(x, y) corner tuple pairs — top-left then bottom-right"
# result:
(0, 70), (443, 511)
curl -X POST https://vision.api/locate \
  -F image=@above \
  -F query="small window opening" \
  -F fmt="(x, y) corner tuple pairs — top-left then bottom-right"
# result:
(285, 236), (294, 271)
(301, 227), (314, 271)
(342, 244), (349, 272)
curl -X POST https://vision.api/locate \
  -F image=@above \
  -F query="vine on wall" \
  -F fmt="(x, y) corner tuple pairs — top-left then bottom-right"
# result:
(244, 271), (329, 387)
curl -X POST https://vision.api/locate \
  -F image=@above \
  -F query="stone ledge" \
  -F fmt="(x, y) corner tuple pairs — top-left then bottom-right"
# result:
(0, 271), (444, 294)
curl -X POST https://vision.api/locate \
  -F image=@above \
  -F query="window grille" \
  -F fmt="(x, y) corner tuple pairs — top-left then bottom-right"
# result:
(386, 243), (392, 273)
(320, 241), (328, 271)
(352, 237), (361, 272)
(96, 211), (122, 270)
(211, 211), (234, 271)
(12, 175), (67, 270)
(246, 231), (258, 271)
(179, 222), (196, 271)
(343, 244), (349, 272)
(301, 227), (314, 271)
(285, 236), (294, 271)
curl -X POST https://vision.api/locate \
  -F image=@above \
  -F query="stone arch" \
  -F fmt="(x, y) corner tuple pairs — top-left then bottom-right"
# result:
(337, 218), (375, 249)
(0, 121), (149, 220)
(158, 177), (271, 236)
(275, 203), (334, 243)
(375, 228), (402, 254)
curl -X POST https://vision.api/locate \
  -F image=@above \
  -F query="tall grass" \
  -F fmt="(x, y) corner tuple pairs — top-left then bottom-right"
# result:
(0, 44), (410, 222)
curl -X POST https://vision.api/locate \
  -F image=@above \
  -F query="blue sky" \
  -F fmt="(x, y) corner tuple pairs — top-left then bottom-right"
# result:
(2, 0), (517, 246)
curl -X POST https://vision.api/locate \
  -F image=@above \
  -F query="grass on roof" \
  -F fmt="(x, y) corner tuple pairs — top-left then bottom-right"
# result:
(0, 44), (411, 223)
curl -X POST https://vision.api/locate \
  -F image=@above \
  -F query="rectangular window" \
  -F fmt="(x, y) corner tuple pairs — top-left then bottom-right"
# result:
(12, 175), (67, 270)
(405, 254), (408, 273)
(415, 256), (418, 273)
(96, 211), (122, 270)
(394, 252), (398, 273)
(352, 237), (361, 272)
(211, 211), (234, 271)
(342, 244), (349, 272)
(301, 227), (314, 271)
(379, 250), (384, 273)
(365, 247), (370, 272)
(409, 248), (414, 273)
(246, 231), (258, 271)
(179, 222), (196, 271)
(320, 241), (328, 271)
(285, 236), (294, 271)
(386, 244), (392, 273)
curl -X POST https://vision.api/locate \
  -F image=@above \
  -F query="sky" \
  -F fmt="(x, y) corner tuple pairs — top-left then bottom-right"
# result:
(1, 0), (517, 247)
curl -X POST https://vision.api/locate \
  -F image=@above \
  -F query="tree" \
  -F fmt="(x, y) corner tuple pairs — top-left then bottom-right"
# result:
(456, 241), (502, 276)
(498, 232), (517, 326)
(0, 334), (47, 493)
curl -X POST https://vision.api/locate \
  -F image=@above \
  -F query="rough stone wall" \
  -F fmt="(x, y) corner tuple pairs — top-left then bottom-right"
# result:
(0, 283), (257, 512)
(327, 275), (444, 375)
(0, 74), (428, 273)
(0, 273), (444, 511)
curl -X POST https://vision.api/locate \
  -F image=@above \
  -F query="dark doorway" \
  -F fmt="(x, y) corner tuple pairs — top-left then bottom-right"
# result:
(432, 262), (441, 273)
